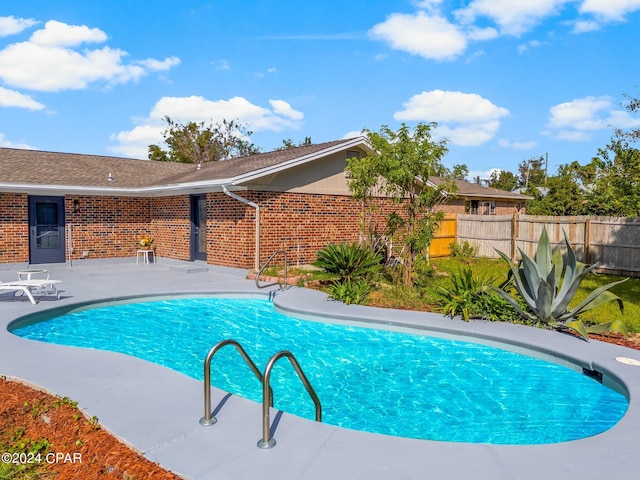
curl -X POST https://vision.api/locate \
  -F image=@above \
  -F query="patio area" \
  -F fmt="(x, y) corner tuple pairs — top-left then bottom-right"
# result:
(2, 257), (640, 480)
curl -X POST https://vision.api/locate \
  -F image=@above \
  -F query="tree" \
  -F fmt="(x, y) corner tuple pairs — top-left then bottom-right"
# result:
(614, 89), (640, 143)
(518, 155), (547, 188)
(525, 165), (588, 216)
(278, 137), (312, 150)
(585, 139), (640, 216)
(348, 123), (454, 286)
(487, 170), (518, 191)
(451, 164), (469, 181)
(148, 117), (260, 163)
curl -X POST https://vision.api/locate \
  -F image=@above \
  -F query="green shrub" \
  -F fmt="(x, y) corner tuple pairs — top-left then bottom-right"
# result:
(492, 228), (628, 341)
(313, 242), (382, 283)
(449, 240), (478, 258)
(436, 267), (518, 322)
(328, 278), (371, 305)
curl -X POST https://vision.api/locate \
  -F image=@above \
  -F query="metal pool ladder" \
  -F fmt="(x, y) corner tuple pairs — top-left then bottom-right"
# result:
(255, 249), (288, 291)
(200, 339), (321, 449)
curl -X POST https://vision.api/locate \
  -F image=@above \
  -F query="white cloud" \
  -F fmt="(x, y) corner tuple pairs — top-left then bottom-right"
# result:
(29, 20), (107, 47)
(137, 56), (181, 71)
(369, 11), (467, 61)
(0, 15), (38, 37)
(394, 90), (509, 146)
(517, 40), (546, 53)
(0, 20), (180, 92)
(343, 130), (366, 139)
(0, 87), (45, 110)
(498, 138), (539, 150)
(269, 99), (304, 120)
(579, 0), (640, 20)
(212, 59), (231, 71)
(110, 95), (305, 158)
(455, 0), (571, 36)
(570, 19), (602, 32)
(544, 95), (640, 141)
(0, 133), (35, 149)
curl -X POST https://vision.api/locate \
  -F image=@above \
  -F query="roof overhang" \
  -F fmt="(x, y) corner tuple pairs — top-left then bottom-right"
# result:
(0, 137), (372, 197)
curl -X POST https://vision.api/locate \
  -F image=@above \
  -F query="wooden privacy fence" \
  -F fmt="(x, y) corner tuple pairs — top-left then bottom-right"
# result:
(431, 213), (640, 277)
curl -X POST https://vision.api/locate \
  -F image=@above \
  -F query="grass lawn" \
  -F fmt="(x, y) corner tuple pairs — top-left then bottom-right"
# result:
(437, 257), (640, 333)
(363, 256), (640, 334)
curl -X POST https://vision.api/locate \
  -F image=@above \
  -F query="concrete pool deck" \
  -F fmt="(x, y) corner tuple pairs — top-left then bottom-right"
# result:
(2, 258), (640, 480)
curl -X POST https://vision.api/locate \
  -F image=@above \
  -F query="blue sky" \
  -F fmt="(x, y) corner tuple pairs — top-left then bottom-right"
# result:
(1, 1), (639, 180)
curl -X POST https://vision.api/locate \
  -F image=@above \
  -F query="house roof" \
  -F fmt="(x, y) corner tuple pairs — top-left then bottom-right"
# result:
(0, 138), (370, 196)
(0, 139), (527, 201)
(428, 177), (532, 201)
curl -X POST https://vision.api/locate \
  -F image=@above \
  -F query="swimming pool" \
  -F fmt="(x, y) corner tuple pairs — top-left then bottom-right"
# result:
(10, 296), (628, 444)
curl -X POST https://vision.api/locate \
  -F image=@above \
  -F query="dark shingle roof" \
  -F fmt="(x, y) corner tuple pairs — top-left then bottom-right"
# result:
(428, 176), (532, 200)
(0, 139), (360, 190)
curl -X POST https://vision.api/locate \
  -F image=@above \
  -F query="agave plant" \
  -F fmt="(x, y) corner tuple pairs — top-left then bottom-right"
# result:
(491, 228), (628, 341)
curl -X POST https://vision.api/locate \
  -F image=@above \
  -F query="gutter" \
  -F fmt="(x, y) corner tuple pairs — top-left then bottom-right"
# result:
(222, 185), (260, 271)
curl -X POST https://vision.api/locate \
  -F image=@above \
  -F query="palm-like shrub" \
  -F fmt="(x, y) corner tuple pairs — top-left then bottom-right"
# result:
(313, 242), (382, 283)
(313, 242), (382, 305)
(492, 228), (627, 341)
(437, 268), (518, 322)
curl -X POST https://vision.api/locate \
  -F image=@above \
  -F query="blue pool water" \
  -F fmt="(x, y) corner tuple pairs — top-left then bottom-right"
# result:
(10, 296), (628, 444)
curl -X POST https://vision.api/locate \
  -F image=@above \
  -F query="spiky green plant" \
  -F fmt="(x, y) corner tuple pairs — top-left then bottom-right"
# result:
(491, 228), (628, 341)
(313, 242), (382, 283)
(436, 267), (518, 322)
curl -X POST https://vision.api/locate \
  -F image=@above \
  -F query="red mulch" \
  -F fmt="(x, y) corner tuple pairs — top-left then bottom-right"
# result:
(0, 377), (182, 479)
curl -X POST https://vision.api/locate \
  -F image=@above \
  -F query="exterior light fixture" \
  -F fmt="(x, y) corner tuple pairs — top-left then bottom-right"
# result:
(73, 199), (80, 213)
(107, 172), (114, 182)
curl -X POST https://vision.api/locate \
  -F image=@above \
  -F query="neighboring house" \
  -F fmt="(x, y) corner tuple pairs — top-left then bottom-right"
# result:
(0, 139), (530, 269)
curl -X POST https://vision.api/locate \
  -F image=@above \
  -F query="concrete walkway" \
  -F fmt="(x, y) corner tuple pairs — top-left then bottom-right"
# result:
(2, 258), (640, 480)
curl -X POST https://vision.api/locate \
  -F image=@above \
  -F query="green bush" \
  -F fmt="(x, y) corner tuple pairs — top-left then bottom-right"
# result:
(436, 267), (518, 322)
(313, 242), (382, 283)
(327, 278), (372, 305)
(449, 240), (478, 258)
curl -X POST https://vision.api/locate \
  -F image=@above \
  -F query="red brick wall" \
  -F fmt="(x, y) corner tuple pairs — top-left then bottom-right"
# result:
(207, 191), (397, 269)
(151, 196), (191, 261)
(65, 195), (153, 260)
(208, 193), (256, 268)
(0, 193), (29, 263)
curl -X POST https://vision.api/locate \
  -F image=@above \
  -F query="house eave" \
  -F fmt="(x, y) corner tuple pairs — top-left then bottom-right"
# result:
(232, 137), (372, 185)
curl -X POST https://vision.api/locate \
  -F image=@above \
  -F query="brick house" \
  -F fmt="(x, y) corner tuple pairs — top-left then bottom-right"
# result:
(0, 138), (529, 269)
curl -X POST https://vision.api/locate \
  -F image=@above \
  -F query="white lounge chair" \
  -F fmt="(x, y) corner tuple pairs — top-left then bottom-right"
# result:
(0, 279), (62, 305)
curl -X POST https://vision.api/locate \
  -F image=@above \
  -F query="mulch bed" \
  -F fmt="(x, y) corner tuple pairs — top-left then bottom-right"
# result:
(0, 377), (182, 479)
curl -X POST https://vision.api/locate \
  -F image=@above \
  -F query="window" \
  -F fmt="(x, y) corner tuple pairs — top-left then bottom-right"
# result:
(345, 150), (361, 160)
(465, 200), (495, 215)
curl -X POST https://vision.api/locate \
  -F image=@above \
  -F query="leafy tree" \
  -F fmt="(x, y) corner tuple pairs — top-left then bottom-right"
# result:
(451, 164), (469, 181)
(518, 155), (547, 188)
(614, 89), (640, 143)
(487, 170), (518, 191)
(525, 164), (588, 216)
(585, 139), (640, 216)
(350, 123), (454, 286)
(346, 152), (381, 243)
(278, 137), (312, 150)
(148, 116), (260, 163)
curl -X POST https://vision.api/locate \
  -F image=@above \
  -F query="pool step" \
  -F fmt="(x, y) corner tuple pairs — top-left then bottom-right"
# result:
(169, 265), (209, 274)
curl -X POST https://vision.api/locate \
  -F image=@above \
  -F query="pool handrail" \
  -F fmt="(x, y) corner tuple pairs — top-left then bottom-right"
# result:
(199, 339), (273, 426)
(257, 350), (322, 449)
(255, 250), (288, 291)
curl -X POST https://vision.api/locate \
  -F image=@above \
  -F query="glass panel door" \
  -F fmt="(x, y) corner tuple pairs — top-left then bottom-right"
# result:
(29, 196), (66, 263)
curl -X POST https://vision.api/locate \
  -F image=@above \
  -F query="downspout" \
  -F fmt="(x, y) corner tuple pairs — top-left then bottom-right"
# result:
(222, 185), (261, 271)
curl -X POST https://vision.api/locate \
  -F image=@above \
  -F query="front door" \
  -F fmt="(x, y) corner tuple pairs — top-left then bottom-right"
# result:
(190, 194), (207, 261)
(28, 196), (66, 264)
